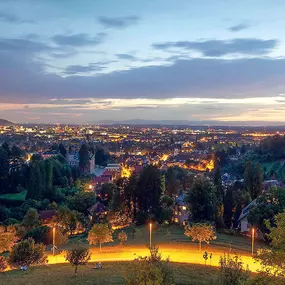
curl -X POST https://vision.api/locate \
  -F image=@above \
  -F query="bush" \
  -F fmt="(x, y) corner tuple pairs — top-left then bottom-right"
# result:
(218, 254), (250, 285)
(0, 256), (7, 272)
(125, 246), (174, 285)
(23, 226), (50, 244)
(8, 238), (47, 268)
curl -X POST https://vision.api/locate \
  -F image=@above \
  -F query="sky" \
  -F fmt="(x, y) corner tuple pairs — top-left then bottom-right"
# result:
(1, 0), (285, 124)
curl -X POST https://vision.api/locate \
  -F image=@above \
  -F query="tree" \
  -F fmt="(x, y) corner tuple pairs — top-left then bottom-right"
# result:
(184, 223), (216, 251)
(244, 161), (263, 200)
(213, 165), (226, 228)
(0, 147), (9, 194)
(26, 162), (43, 200)
(101, 183), (117, 200)
(21, 208), (40, 230)
(218, 254), (250, 285)
(53, 206), (78, 235)
(165, 167), (180, 197)
(79, 144), (90, 174)
(256, 211), (285, 276)
(8, 238), (47, 268)
(118, 231), (127, 246)
(137, 165), (163, 220)
(67, 191), (96, 214)
(248, 187), (285, 235)
(95, 148), (109, 166)
(111, 187), (121, 211)
(58, 143), (67, 158)
(187, 175), (217, 222)
(65, 246), (91, 276)
(88, 223), (113, 251)
(107, 211), (132, 230)
(0, 225), (18, 253)
(123, 174), (138, 218)
(0, 256), (7, 272)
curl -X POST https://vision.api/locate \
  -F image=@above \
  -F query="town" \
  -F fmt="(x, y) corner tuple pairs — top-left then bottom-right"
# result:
(0, 120), (285, 284)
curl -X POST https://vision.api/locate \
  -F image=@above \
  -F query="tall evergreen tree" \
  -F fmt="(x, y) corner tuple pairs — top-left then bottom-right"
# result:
(79, 144), (90, 174)
(187, 175), (217, 222)
(0, 148), (9, 194)
(26, 163), (42, 200)
(58, 143), (67, 158)
(137, 166), (162, 219)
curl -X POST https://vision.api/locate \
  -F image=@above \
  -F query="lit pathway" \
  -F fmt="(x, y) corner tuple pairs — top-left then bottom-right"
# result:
(47, 244), (262, 272)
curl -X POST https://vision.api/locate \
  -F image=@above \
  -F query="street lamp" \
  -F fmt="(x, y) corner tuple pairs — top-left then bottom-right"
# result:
(251, 228), (255, 256)
(52, 227), (56, 256)
(149, 223), (152, 248)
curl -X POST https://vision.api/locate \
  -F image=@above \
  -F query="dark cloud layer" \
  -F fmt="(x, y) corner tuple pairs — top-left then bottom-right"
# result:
(228, 23), (250, 32)
(98, 16), (139, 29)
(153, 38), (277, 57)
(116, 53), (137, 60)
(52, 33), (106, 47)
(64, 63), (104, 75)
(0, 11), (34, 24)
(1, 42), (285, 103)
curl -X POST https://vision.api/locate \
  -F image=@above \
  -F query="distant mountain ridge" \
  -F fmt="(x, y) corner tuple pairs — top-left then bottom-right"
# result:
(0, 119), (14, 126)
(98, 119), (285, 127)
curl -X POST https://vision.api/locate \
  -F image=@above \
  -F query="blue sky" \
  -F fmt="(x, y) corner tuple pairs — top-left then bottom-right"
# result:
(1, 0), (285, 124)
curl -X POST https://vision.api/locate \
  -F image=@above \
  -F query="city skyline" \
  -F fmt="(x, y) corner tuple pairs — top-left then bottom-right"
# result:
(1, 0), (285, 124)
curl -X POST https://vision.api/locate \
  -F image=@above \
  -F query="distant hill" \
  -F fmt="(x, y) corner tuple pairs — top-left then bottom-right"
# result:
(0, 119), (14, 126)
(98, 119), (285, 127)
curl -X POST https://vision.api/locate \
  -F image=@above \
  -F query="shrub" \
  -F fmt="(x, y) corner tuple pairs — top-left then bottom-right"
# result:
(125, 246), (174, 285)
(8, 238), (47, 268)
(218, 254), (250, 285)
(0, 256), (7, 272)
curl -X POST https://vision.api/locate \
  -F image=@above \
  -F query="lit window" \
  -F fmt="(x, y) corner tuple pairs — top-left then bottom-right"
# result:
(175, 211), (178, 215)
(182, 206), (187, 210)
(179, 212), (182, 216)
(174, 218), (179, 223)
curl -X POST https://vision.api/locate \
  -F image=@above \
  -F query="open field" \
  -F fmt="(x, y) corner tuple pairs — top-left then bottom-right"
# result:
(65, 224), (266, 256)
(0, 262), (219, 285)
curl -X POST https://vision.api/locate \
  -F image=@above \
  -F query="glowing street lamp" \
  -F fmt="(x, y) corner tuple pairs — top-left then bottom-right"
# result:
(149, 223), (152, 248)
(251, 228), (255, 256)
(52, 227), (56, 256)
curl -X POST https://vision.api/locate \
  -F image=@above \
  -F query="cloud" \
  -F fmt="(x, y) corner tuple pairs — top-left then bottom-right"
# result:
(0, 38), (51, 53)
(116, 53), (137, 60)
(2, 45), (285, 104)
(52, 33), (106, 47)
(229, 23), (250, 32)
(0, 11), (34, 24)
(98, 16), (139, 29)
(64, 63), (105, 75)
(153, 38), (277, 57)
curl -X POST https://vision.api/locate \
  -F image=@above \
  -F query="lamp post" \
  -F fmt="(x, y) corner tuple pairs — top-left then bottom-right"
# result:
(251, 228), (255, 256)
(149, 223), (152, 248)
(52, 227), (56, 256)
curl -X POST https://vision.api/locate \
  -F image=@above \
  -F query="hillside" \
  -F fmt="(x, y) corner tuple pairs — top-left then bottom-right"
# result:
(0, 118), (14, 126)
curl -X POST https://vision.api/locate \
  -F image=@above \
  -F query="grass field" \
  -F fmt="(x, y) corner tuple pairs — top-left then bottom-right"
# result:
(0, 262), (219, 285)
(65, 224), (266, 256)
(0, 190), (27, 201)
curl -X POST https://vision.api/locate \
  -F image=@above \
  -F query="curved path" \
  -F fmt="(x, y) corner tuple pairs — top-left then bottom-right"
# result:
(47, 244), (262, 272)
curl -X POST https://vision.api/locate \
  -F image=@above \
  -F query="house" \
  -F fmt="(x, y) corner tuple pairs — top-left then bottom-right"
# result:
(92, 176), (112, 194)
(39, 210), (56, 225)
(172, 194), (190, 226)
(88, 201), (108, 222)
(41, 151), (58, 160)
(238, 199), (257, 233)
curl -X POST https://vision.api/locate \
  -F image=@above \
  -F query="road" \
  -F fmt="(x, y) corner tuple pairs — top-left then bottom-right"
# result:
(47, 243), (262, 272)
